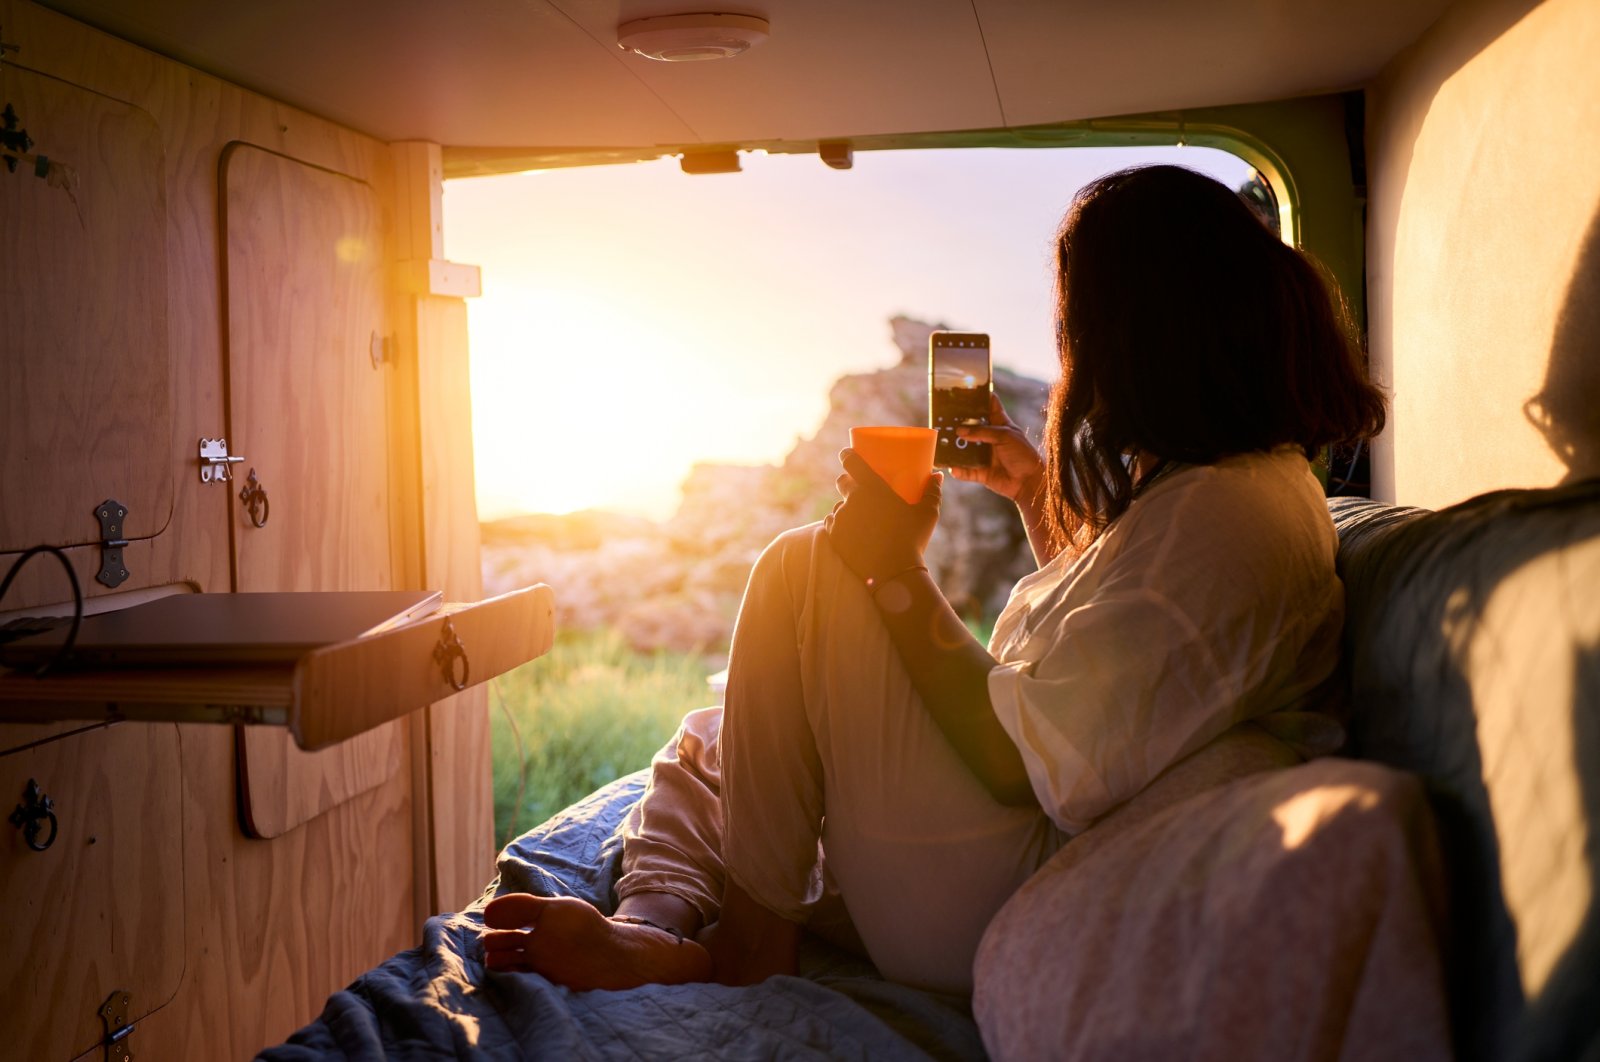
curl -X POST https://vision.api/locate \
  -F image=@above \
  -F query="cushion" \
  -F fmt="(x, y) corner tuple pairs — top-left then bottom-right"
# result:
(1330, 483), (1600, 1061)
(972, 753), (1450, 1062)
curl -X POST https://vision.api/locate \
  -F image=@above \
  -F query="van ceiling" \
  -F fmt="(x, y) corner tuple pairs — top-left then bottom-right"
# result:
(41, 0), (1452, 151)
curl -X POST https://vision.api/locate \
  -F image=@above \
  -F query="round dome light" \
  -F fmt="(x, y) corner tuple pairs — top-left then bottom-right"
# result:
(616, 13), (771, 62)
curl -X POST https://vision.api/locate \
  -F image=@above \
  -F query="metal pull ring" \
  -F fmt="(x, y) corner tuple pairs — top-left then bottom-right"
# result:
(239, 468), (270, 528)
(433, 617), (469, 691)
(9, 778), (58, 852)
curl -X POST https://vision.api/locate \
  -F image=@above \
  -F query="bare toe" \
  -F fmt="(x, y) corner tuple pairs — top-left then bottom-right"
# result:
(484, 892), (550, 929)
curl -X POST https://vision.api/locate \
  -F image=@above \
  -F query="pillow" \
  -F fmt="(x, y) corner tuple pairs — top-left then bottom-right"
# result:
(973, 755), (1451, 1062)
(1330, 485), (1600, 1061)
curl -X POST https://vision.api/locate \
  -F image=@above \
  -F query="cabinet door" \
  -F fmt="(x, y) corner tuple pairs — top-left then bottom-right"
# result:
(222, 144), (392, 592)
(0, 724), (185, 1059)
(0, 64), (171, 553)
(222, 145), (401, 837)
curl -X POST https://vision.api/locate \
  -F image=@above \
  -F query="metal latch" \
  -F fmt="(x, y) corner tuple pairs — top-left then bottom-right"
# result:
(94, 499), (129, 588)
(1, 100), (30, 175)
(99, 990), (134, 1062)
(199, 437), (244, 483)
(433, 617), (469, 691)
(8, 778), (57, 852)
(239, 468), (270, 528)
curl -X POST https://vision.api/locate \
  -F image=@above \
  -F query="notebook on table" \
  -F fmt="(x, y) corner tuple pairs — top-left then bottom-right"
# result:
(0, 590), (443, 669)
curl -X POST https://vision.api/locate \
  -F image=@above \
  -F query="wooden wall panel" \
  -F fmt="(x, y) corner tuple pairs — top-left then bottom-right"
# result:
(427, 685), (493, 912)
(0, 3), (430, 1057)
(222, 143), (402, 840)
(416, 298), (486, 608)
(237, 721), (402, 839)
(0, 63), (172, 553)
(391, 143), (496, 915)
(0, 723), (184, 1059)
(134, 724), (416, 1059)
(419, 298), (494, 911)
(0, 0), (399, 612)
(223, 144), (392, 595)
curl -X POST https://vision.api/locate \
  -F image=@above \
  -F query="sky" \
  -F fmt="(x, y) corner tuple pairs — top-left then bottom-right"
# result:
(444, 144), (1251, 521)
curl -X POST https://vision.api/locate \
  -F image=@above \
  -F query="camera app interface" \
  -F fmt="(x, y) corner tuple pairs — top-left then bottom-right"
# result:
(931, 336), (991, 467)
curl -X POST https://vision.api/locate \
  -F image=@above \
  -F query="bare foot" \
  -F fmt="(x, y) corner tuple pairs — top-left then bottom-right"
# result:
(481, 894), (712, 991)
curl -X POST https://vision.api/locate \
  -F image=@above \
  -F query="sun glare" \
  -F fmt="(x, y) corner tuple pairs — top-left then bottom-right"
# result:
(466, 277), (835, 519)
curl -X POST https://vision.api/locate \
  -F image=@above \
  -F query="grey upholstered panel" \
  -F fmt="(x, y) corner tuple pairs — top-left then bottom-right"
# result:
(1330, 484), (1600, 1062)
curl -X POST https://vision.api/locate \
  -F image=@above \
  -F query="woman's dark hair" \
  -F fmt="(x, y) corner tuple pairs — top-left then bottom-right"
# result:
(1043, 164), (1387, 547)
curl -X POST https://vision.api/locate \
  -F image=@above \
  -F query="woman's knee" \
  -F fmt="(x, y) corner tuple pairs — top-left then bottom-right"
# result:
(762, 521), (826, 564)
(747, 522), (826, 593)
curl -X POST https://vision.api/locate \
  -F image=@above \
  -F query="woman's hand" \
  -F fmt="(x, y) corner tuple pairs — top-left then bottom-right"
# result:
(947, 394), (1044, 504)
(825, 449), (942, 584)
(949, 393), (1062, 568)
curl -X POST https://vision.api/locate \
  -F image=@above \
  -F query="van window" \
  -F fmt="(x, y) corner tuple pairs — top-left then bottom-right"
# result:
(445, 146), (1257, 521)
(451, 145), (1284, 842)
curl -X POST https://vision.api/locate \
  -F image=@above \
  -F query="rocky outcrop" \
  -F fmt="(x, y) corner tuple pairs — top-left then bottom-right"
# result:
(482, 316), (1052, 655)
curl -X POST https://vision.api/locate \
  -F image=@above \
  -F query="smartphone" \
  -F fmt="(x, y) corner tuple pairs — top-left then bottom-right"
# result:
(929, 331), (993, 468)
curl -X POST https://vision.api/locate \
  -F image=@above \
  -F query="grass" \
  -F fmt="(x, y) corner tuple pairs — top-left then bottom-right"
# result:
(491, 614), (1001, 851)
(489, 628), (721, 849)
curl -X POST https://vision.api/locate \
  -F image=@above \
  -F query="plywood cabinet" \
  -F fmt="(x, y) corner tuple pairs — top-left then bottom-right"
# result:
(222, 143), (405, 840)
(222, 144), (394, 595)
(0, 62), (172, 554)
(0, 2), (507, 1055)
(0, 723), (185, 1060)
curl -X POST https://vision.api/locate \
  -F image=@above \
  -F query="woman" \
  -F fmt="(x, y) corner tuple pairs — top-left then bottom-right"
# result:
(480, 164), (1387, 994)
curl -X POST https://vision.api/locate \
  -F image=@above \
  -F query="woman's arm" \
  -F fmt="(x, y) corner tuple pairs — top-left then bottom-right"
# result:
(872, 566), (1037, 806)
(827, 451), (1037, 807)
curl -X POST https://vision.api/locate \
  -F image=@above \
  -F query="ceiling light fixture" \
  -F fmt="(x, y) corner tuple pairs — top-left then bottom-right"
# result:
(617, 13), (771, 62)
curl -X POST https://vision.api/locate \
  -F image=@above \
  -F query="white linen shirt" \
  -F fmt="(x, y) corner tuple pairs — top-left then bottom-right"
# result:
(987, 447), (1344, 835)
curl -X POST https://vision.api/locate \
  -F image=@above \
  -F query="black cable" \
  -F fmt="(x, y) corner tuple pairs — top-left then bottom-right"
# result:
(0, 545), (85, 676)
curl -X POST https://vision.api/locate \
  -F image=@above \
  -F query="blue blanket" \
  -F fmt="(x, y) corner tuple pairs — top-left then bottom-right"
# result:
(259, 771), (986, 1060)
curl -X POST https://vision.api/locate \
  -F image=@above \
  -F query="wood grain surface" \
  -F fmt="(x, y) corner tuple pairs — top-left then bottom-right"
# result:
(292, 584), (555, 750)
(418, 294), (498, 913)
(222, 143), (404, 841)
(0, 723), (185, 1060)
(145, 722), (416, 1059)
(237, 723), (402, 839)
(391, 141), (498, 914)
(223, 144), (392, 595)
(0, 62), (173, 554)
(1, 3), (423, 1055)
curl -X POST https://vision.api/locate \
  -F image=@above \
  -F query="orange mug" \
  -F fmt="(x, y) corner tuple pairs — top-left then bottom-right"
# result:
(849, 426), (937, 504)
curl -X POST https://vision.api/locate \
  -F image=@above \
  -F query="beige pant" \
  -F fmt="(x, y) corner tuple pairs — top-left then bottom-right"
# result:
(615, 524), (1063, 994)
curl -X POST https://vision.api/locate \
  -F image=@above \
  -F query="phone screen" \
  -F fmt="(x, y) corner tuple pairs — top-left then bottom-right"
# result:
(929, 331), (993, 468)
